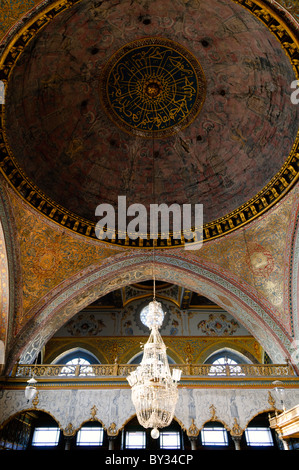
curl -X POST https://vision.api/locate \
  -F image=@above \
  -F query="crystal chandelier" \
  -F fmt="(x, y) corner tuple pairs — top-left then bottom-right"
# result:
(126, 297), (182, 439)
(126, 131), (181, 439)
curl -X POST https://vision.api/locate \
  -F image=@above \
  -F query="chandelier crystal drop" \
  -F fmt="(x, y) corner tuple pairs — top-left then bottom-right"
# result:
(126, 299), (182, 438)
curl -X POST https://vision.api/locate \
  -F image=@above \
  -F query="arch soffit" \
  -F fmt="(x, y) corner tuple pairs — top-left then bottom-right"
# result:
(290, 205), (299, 344)
(0, 181), (23, 352)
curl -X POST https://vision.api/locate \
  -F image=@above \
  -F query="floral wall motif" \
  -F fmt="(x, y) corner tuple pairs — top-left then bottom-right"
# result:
(274, 0), (299, 23)
(0, 221), (9, 344)
(44, 299), (260, 364)
(192, 185), (299, 336)
(1, 387), (299, 437)
(0, 178), (24, 368)
(0, 0), (41, 40)
(7, 184), (297, 360)
(65, 313), (107, 337)
(197, 313), (239, 336)
(0, 223), (9, 340)
(7, 189), (122, 333)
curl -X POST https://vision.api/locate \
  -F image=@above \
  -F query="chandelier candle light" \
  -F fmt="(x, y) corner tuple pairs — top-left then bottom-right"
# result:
(126, 298), (182, 439)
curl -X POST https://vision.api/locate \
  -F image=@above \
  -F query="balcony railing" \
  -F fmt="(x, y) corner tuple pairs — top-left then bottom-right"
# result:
(11, 362), (296, 379)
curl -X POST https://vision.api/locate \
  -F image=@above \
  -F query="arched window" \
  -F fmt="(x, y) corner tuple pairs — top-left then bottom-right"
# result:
(199, 421), (234, 449)
(122, 417), (187, 450)
(76, 422), (105, 447)
(29, 411), (62, 449)
(205, 350), (249, 376)
(244, 412), (277, 449)
(53, 349), (100, 376)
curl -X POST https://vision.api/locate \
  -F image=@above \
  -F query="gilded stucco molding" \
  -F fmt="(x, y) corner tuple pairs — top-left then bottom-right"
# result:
(107, 422), (119, 437)
(187, 418), (200, 437)
(268, 390), (277, 409)
(63, 422), (76, 437)
(230, 417), (244, 437)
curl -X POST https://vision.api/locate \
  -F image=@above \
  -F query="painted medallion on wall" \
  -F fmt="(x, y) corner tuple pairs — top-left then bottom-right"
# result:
(99, 37), (206, 138)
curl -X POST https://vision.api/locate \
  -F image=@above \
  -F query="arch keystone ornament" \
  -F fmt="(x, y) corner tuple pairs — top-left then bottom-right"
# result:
(63, 422), (76, 437)
(107, 422), (119, 436)
(187, 418), (200, 437)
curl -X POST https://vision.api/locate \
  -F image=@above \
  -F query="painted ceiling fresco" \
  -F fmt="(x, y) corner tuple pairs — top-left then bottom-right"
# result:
(7, 188), (121, 329)
(1, 0), (298, 245)
(5, 182), (298, 370)
(0, 1), (298, 42)
(0, 0), (298, 372)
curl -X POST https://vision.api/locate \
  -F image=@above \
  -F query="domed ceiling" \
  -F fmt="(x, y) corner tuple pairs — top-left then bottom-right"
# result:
(1, 0), (299, 246)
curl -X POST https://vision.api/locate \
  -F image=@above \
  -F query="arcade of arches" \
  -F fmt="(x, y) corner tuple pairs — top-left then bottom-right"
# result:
(0, 0), (299, 452)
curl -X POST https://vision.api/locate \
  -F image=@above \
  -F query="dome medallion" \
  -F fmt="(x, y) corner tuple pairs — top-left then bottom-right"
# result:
(99, 37), (206, 138)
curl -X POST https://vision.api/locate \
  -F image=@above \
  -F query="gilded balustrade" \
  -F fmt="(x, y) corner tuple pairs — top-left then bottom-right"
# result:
(11, 363), (295, 378)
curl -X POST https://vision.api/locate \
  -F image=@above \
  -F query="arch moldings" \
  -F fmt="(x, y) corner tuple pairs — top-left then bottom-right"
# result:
(4, 251), (294, 374)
